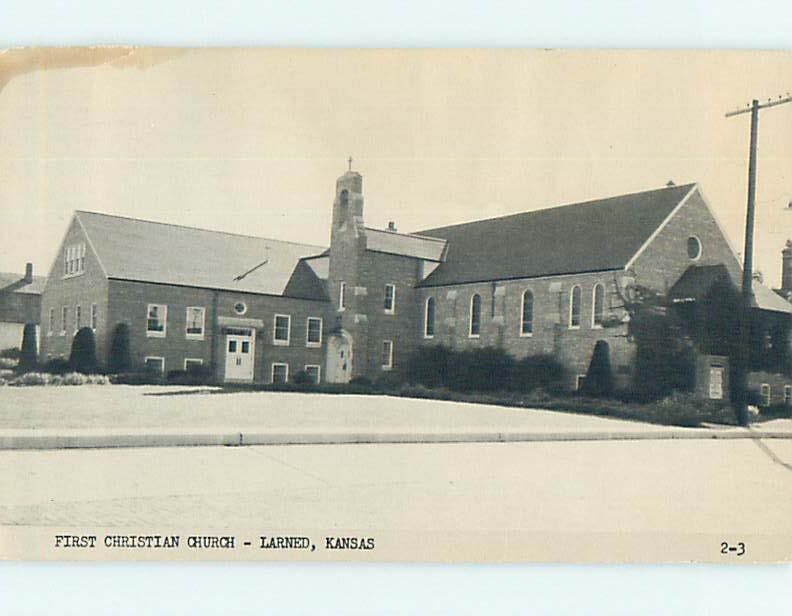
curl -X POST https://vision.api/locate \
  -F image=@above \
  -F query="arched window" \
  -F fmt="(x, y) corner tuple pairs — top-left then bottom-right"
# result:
(592, 283), (605, 327)
(424, 297), (436, 338)
(569, 285), (581, 328)
(520, 290), (534, 336)
(469, 294), (481, 337)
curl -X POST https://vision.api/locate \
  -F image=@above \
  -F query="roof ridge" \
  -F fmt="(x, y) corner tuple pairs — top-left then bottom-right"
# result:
(419, 183), (696, 234)
(365, 226), (447, 243)
(75, 210), (327, 250)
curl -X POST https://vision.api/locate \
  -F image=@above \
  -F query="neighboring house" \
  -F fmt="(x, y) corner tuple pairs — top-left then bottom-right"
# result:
(0, 264), (46, 351)
(39, 169), (792, 400)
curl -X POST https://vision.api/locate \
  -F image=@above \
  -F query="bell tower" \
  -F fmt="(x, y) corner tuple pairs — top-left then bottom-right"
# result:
(332, 157), (364, 230)
(326, 159), (370, 381)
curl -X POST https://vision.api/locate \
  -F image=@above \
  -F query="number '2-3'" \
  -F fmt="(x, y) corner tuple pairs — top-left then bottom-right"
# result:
(721, 542), (745, 556)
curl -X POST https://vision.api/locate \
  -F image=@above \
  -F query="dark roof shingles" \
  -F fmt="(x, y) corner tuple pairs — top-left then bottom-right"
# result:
(417, 183), (696, 287)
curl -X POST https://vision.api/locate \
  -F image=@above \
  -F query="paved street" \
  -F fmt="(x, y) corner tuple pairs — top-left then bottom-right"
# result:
(1, 438), (790, 537)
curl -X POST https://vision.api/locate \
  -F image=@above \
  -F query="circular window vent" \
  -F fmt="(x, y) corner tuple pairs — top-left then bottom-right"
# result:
(687, 236), (702, 260)
(234, 301), (248, 315)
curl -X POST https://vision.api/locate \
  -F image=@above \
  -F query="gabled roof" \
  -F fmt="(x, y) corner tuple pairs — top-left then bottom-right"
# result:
(282, 257), (330, 301)
(669, 264), (792, 315)
(365, 227), (447, 261)
(0, 272), (47, 295)
(417, 183), (697, 287)
(76, 211), (326, 296)
(668, 264), (731, 302)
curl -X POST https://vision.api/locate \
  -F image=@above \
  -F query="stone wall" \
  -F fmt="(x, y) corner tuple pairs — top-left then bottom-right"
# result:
(417, 270), (635, 389)
(631, 188), (742, 291)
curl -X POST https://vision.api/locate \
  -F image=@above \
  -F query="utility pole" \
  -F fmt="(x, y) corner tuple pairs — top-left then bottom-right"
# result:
(726, 93), (792, 426)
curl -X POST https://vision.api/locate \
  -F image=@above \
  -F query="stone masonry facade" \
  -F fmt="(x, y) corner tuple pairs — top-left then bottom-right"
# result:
(38, 171), (791, 395)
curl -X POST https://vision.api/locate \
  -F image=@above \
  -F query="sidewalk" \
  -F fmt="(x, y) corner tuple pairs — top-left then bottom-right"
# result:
(1, 386), (790, 450)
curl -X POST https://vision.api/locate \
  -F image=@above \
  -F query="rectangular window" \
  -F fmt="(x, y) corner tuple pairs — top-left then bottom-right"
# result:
(60, 306), (68, 335)
(760, 384), (771, 406)
(382, 340), (393, 370)
(185, 307), (206, 339)
(63, 242), (86, 277)
(48, 308), (55, 336)
(384, 284), (396, 314)
(305, 364), (321, 384)
(272, 362), (289, 384)
(273, 314), (291, 345)
(146, 303), (167, 337)
(306, 317), (323, 347)
(90, 303), (97, 330)
(784, 386), (791, 406)
(184, 358), (203, 371)
(144, 356), (165, 374)
(576, 374), (586, 391)
(339, 281), (346, 311)
(75, 305), (81, 332)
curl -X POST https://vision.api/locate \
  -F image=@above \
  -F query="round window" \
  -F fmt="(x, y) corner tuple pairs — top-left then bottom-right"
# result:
(687, 236), (702, 260)
(234, 301), (248, 315)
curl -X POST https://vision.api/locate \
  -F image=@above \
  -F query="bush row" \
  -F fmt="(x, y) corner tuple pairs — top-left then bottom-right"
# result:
(403, 346), (565, 393)
(1, 372), (111, 387)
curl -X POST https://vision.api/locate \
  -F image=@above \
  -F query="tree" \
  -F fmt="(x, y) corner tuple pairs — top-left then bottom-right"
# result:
(17, 323), (38, 373)
(69, 327), (98, 374)
(108, 323), (131, 373)
(582, 340), (614, 397)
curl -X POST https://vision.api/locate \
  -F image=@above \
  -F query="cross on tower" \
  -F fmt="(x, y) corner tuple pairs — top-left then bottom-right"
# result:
(348, 156), (353, 172)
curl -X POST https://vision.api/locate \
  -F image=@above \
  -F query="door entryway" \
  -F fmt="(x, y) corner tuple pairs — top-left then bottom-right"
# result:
(224, 328), (255, 382)
(325, 330), (353, 383)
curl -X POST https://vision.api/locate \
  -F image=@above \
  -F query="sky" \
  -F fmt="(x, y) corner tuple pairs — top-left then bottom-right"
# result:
(1, 48), (791, 287)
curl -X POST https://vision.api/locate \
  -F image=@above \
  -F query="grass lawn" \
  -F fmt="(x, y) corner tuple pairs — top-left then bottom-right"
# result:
(0, 384), (701, 433)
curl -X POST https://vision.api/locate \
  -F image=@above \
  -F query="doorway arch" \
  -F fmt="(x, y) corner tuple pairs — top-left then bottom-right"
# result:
(325, 330), (354, 383)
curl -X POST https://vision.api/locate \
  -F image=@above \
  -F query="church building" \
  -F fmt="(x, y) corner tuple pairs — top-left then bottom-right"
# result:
(38, 168), (792, 398)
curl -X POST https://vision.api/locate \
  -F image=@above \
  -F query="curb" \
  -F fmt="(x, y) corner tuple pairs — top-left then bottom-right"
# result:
(0, 428), (790, 451)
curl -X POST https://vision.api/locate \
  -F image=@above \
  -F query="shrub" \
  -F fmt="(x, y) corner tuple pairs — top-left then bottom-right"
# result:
(166, 365), (213, 386)
(350, 376), (373, 386)
(643, 392), (733, 427)
(581, 340), (614, 397)
(17, 323), (38, 373)
(13, 372), (50, 386)
(0, 357), (18, 370)
(86, 374), (110, 385)
(442, 347), (516, 392)
(42, 357), (71, 375)
(407, 346), (561, 394)
(292, 370), (313, 385)
(405, 345), (452, 388)
(1, 347), (21, 359)
(62, 372), (88, 386)
(111, 372), (165, 385)
(108, 323), (132, 373)
(511, 354), (565, 393)
(69, 327), (98, 374)
(373, 370), (404, 390)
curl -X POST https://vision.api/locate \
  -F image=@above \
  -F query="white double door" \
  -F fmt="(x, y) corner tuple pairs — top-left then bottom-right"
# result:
(224, 329), (255, 382)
